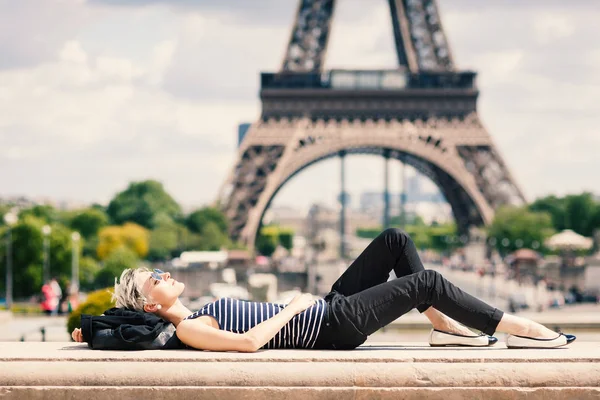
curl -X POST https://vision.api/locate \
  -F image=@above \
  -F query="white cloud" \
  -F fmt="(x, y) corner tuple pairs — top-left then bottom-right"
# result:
(0, 37), (258, 206)
(533, 14), (575, 44)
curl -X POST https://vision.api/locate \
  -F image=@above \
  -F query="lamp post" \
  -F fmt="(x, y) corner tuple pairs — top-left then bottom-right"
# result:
(4, 210), (18, 309)
(71, 232), (80, 292)
(42, 225), (52, 284)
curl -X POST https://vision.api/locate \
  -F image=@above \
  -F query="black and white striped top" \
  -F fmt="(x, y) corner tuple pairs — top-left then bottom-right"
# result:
(184, 297), (327, 349)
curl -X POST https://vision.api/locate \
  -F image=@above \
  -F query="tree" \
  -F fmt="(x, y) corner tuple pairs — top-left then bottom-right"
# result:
(529, 195), (567, 231)
(564, 193), (597, 236)
(18, 205), (59, 224)
(97, 223), (149, 260)
(95, 247), (139, 288)
(199, 221), (229, 251)
(428, 224), (459, 253)
(78, 256), (101, 291)
(186, 207), (228, 235)
(0, 205), (10, 227)
(148, 219), (179, 260)
(256, 226), (278, 257)
(70, 208), (109, 239)
(488, 206), (555, 255)
(107, 180), (183, 229)
(278, 228), (294, 251)
(0, 216), (73, 298)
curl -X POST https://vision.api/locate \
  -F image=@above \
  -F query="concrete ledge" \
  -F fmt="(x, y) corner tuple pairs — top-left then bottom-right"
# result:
(1, 342), (599, 399)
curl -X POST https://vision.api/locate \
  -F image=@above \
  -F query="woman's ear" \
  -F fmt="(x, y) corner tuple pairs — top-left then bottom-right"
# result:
(144, 303), (162, 313)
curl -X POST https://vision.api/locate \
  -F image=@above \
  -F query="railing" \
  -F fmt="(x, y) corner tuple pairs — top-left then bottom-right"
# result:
(261, 69), (476, 90)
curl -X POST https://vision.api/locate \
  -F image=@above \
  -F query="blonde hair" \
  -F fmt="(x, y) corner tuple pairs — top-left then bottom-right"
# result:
(112, 267), (152, 311)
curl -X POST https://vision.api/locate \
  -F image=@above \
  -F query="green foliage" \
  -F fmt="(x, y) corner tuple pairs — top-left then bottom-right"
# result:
(256, 226), (278, 257)
(278, 228), (294, 251)
(0, 216), (73, 298)
(0, 205), (9, 227)
(254, 225), (295, 256)
(564, 193), (597, 236)
(67, 288), (115, 334)
(529, 193), (600, 237)
(175, 225), (203, 252)
(185, 207), (228, 235)
(70, 208), (109, 239)
(47, 224), (75, 279)
(96, 223), (149, 260)
(148, 218), (179, 260)
(95, 247), (139, 288)
(106, 180), (183, 229)
(428, 224), (459, 253)
(356, 228), (381, 239)
(199, 221), (230, 251)
(18, 205), (58, 224)
(529, 195), (566, 231)
(79, 257), (101, 291)
(488, 206), (555, 255)
(405, 225), (432, 249)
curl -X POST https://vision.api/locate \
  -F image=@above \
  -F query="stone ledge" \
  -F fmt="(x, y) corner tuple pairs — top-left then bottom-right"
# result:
(1, 342), (599, 400)
(2, 387), (600, 400)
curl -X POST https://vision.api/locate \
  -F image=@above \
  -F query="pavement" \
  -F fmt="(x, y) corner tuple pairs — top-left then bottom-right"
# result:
(1, 342), (599, 399)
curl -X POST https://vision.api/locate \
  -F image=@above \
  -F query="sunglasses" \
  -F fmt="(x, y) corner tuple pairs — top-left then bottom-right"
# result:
(150, 268), (166, 281)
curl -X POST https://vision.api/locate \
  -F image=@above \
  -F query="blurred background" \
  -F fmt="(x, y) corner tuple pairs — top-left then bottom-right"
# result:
(1, 0), (599, 343)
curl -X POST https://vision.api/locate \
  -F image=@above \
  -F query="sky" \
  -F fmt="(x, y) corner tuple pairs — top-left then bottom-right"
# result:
(0, 0), (598, 211)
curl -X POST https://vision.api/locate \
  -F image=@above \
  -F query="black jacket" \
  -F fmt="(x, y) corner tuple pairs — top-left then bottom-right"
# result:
(81, 307), (184, 350)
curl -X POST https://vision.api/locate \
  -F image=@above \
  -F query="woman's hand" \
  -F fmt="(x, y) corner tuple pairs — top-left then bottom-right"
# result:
(71, 328), (84, 343)
(287, 293), (316, 315)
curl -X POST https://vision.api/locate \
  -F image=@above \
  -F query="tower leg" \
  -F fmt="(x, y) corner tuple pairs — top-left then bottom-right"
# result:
(383, 150), (390, 230)
(339, 151), (347, 259)
(400, 159), (407, 229)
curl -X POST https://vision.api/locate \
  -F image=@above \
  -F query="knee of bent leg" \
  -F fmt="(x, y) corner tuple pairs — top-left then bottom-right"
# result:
(382, 227), (410, 241)
(419, 270), (441, 288)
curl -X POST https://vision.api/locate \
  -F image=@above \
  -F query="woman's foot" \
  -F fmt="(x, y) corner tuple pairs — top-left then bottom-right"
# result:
(434, 319), (476, 337)
(498, 314), (560, 339)
(424, 307), (475, 336)
(506, 333), (576, 349)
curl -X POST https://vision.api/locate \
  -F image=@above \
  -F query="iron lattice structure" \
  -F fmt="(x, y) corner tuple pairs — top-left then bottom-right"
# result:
(218, 0), (526, 249)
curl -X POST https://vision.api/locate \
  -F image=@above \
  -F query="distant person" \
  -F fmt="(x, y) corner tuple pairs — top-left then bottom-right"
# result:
(40, 280), (57, 316)
(72, 229), (576, 350)
(50, 278), (62, 316)
(67, 282), (80, 313)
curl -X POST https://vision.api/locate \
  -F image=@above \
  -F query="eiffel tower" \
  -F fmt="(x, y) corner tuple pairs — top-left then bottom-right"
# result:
(217, 0), (526, 253)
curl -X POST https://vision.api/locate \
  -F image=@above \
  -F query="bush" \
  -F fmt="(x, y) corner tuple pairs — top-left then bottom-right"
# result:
(66, 288), (115, 335)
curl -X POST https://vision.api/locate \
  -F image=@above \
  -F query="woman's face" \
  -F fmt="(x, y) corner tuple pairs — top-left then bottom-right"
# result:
(137, 269), (185, 309)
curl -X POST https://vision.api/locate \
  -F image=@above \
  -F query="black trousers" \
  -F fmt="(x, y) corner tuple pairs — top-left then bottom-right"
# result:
(313, 228), (504, 349)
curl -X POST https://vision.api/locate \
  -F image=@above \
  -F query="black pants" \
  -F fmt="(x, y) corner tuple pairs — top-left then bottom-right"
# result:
(313, 228), (504, 349)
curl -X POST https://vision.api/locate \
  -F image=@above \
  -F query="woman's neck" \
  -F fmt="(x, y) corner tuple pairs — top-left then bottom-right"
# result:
(157, 299), (192, 327)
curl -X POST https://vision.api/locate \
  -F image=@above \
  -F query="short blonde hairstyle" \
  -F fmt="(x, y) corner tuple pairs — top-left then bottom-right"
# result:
(112, 267), (152, 311)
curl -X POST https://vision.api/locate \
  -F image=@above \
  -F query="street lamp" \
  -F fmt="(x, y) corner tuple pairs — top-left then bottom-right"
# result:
(42, 225), (52, 284)
(4, 210), (18, 309)
(71, 232), (80, 292)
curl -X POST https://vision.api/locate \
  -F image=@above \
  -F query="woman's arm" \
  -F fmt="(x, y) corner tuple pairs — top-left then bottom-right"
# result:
(178, 293), (315, 352)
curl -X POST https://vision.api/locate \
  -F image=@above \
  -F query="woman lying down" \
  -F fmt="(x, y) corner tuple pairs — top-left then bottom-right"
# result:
(72, 229), (575, 351)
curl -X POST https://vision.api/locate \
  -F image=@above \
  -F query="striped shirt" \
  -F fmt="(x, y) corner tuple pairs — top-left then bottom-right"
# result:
(184, 297), (327, 349)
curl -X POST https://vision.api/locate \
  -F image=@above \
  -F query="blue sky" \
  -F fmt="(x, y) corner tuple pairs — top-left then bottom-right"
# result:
(0, 0), (598, 210)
